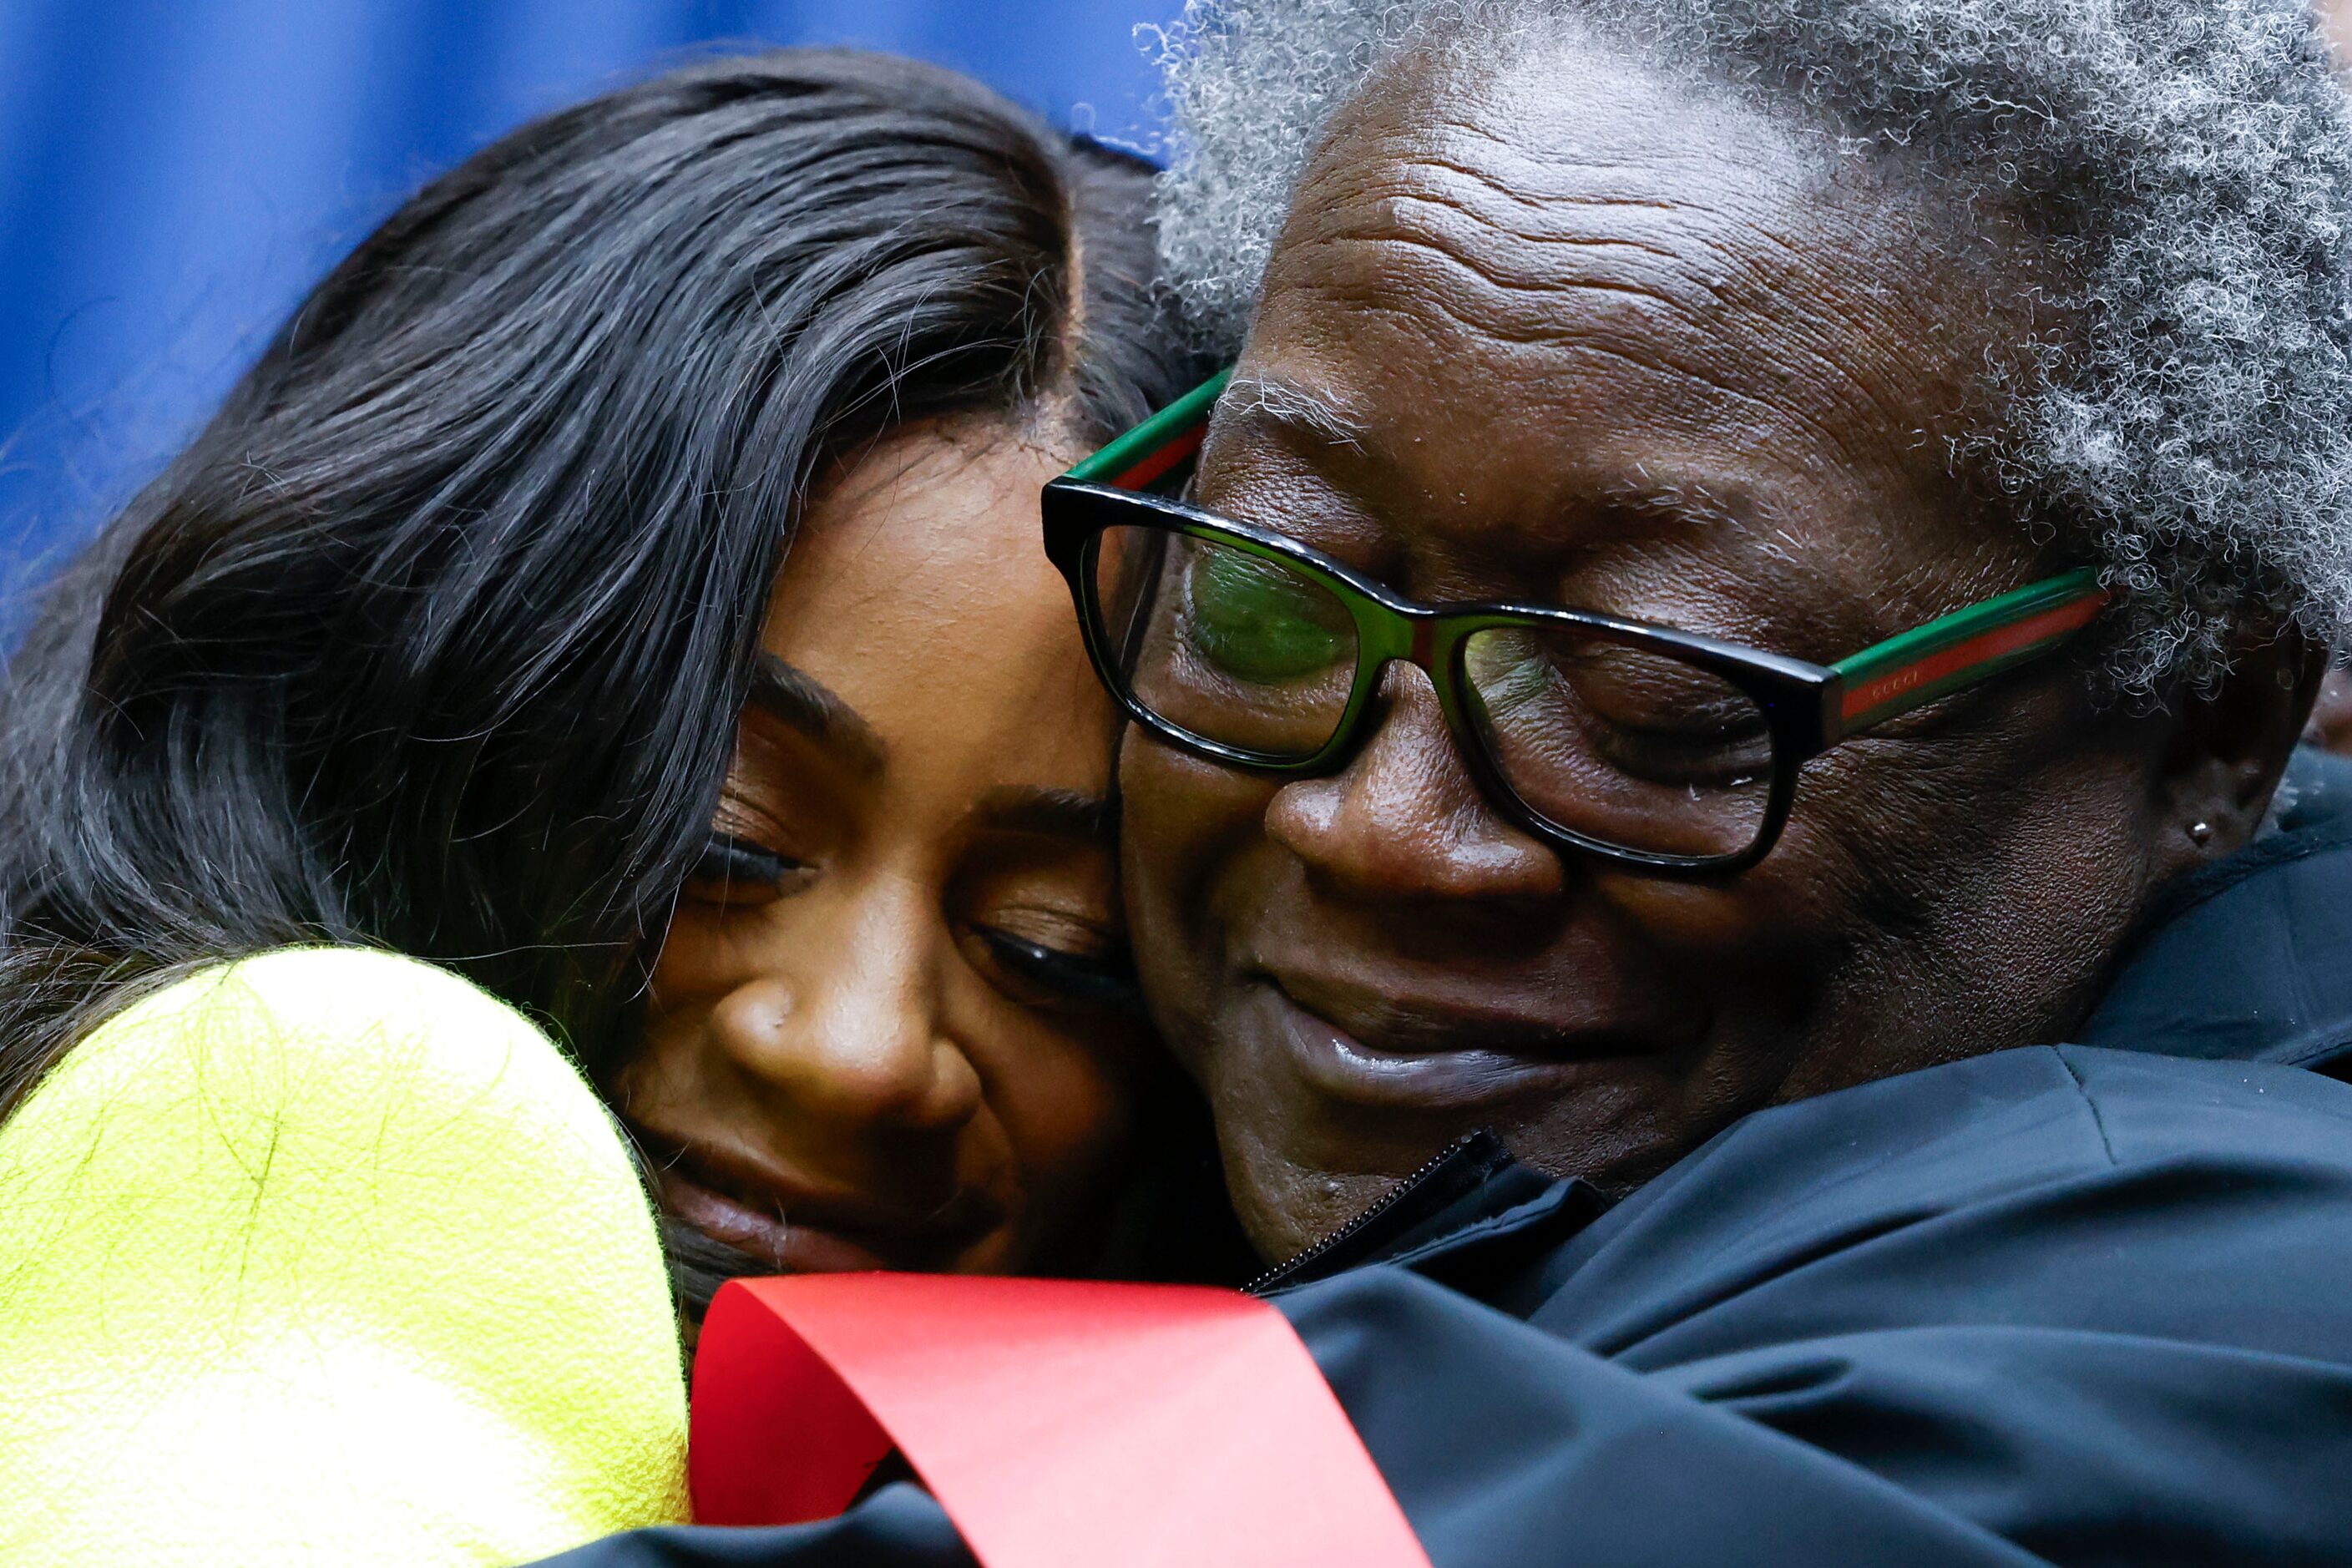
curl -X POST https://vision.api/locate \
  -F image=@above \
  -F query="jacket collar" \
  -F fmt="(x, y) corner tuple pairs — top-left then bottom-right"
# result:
(1248, 1133), (1605, 1300)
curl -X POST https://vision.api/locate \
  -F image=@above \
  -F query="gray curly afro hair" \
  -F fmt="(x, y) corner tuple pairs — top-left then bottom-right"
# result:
(1154, 0), (2352, 689)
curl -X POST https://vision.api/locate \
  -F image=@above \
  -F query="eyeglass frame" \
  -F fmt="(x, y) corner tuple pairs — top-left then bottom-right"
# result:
(1040, 368), (2110, 876)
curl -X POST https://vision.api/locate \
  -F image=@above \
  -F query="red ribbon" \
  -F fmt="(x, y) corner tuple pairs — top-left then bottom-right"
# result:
(690, 1273), (1433, 1568)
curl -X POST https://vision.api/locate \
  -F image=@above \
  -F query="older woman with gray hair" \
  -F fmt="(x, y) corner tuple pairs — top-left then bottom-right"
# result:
(556, 2), (2352, 1565)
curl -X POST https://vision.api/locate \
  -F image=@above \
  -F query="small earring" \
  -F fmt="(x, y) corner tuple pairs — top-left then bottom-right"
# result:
(2188, 821), (2213, 846)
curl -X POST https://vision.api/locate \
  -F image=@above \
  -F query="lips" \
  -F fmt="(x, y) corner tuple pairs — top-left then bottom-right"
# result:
(630, 1125), (1004, 1275)
(1248, 960), (1700, 1112)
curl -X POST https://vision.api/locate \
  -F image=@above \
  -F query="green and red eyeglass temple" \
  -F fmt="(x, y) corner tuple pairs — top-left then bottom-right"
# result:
(1062, 368), (2109, 741)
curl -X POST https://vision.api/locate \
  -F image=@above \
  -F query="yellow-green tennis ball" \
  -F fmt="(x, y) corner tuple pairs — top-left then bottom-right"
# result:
(0, 948), (690, 1565)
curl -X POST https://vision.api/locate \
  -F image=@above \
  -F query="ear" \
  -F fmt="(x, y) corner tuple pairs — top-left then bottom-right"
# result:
(2148, 625), (2328, 878)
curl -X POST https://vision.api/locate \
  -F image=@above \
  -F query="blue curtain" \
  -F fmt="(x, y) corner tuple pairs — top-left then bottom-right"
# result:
(0, 0), (1180, 604)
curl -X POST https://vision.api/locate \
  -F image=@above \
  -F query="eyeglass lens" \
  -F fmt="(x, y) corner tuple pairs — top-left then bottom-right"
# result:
(1089, 522), (1775, 859)
(1459, 628), (1773, 858)
(1092, 525), (1359, 759)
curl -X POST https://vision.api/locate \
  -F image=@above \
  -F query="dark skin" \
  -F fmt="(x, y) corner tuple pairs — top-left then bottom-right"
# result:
(2308, 668), (2352, 755)
(621, 418), (1154, 1287)
(1120, 34), (2323, 1262)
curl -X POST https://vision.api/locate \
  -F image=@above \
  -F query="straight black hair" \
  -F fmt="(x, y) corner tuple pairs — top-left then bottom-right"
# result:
(0, 50), (1208, 1125)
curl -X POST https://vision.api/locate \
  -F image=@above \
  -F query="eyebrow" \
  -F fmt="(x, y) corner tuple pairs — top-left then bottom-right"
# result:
(744, 654), (887, 778)
(974, 787), (1117, 845)
(1229, 373), (1768, 541)
(1596, 476), (1761, 534)
(1223, 372), (1369, 450)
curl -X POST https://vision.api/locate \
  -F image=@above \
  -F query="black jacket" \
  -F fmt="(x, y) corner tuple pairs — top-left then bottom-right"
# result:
(545, 751), (2352, 1566)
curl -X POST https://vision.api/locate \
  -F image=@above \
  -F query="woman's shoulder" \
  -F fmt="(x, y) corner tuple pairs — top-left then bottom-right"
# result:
(0, 946), (689, 1565)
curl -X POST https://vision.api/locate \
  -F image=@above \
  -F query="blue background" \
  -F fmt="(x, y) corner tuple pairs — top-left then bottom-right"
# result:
(0, 0), (1181, 614)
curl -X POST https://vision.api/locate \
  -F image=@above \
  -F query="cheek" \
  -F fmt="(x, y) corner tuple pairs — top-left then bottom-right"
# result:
(625, 913), (729, 1092)
(979, 1017), (1153, 1206)
(645, 906), (737, 999)
(1574, 708), (2169, 1052)
(1805, 716), (2161, 925)
(1741, 711), (2167, 1046)
(1117, 738), (1281, 1074)
(610, 984), (710, 1120)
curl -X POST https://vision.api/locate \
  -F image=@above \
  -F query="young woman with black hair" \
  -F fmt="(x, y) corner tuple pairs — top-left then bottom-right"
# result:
(0, 49), (1212, 1565)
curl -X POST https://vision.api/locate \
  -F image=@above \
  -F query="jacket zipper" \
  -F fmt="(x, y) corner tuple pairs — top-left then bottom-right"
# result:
(1244, 1135), (1487, 1296)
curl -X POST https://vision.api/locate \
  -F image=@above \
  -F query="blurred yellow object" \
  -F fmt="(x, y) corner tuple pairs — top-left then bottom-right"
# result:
(0, 947), (690, 1565)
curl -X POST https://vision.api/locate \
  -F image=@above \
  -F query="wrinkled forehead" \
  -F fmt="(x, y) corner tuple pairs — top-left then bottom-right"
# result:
(1233, 29), (2025, 538)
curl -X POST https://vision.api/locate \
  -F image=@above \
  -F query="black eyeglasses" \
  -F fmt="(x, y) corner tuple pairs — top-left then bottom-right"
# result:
(1042, 369), (2108, 876)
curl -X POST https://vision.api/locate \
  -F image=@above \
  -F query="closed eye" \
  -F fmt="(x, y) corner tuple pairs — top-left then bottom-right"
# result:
(686, 832), (810, 903)
(971, 927), (1144, 1014)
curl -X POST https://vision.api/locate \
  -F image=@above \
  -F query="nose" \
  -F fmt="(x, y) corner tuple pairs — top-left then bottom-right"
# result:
(708, 888), (983, 1136)
(1265, 661), (1565, 902)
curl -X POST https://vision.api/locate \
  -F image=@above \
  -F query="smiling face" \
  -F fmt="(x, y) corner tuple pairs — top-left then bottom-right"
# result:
(1120, 33), (2287, 1261)
(620, 417), (1152, 1287)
